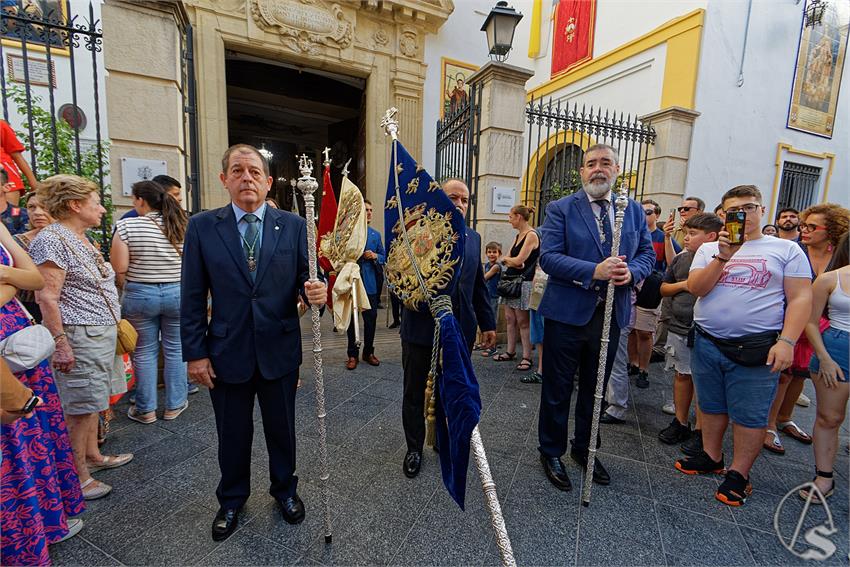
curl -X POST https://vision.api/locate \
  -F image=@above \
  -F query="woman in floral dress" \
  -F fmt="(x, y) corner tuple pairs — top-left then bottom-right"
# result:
(0, 222), (85, 566)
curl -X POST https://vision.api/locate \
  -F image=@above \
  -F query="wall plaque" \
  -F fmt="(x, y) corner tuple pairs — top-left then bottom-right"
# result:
(6, 54), (56, 88)
(121, 158), (168, 197)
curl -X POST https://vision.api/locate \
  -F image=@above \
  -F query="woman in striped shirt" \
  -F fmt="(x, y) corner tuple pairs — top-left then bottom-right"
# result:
(110, 181), (188, 423)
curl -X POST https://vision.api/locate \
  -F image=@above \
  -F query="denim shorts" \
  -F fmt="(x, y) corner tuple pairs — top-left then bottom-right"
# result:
(809, 327), (850, 382)
(691, 333), (779, 428)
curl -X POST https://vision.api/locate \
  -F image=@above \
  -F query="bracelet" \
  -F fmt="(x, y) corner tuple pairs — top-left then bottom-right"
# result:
(712, 254), (730, 263)
(777, 335), (796, 347)
(52, 332), (66, 342)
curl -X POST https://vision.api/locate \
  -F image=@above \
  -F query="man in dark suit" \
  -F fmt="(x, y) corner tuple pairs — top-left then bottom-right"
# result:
(400, 179), (496, 478)
(181, 144), (327, 541)
(537, 143), (655, 491)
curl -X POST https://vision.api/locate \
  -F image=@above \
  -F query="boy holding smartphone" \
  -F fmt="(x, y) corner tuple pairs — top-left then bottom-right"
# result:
(657, 213), (723, 452)
(675, 185), (811, 507)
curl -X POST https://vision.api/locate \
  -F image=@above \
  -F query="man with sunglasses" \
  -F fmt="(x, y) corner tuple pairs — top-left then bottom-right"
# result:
(676, 185), (811, 507)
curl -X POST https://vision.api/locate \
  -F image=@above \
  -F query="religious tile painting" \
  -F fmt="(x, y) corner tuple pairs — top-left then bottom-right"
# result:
(441, 57), (478, 118)
(787, 0), (849, 138)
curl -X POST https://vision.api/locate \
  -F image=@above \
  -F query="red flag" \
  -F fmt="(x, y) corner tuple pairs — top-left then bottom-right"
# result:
(317, 163), (338, 306)
(551, 0), (596, 77)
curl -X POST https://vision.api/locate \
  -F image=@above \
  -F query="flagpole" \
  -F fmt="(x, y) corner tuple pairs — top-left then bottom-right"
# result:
(296, 155), (333, 543)
(581, 185), (628, 508)
(382, 108), (515, 567)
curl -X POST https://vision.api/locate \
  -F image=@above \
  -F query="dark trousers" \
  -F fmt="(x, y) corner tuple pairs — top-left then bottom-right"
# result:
(401, 341), (432, 452)
(347, 293), (379, 358)
(209, 370), (298, 509)
(539, 305), (620, 457)
(390, 293), (402, 325)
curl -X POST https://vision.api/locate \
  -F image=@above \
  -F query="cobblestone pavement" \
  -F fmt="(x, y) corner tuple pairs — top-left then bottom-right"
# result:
(50, 313), (849, 566)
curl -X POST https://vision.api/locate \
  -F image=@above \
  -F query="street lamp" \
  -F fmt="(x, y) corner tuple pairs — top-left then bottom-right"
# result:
(481, 1), (523, 63)
(804, 0), (827, 28)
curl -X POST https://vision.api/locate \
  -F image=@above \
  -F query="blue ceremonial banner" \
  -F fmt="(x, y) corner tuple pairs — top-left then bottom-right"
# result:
(383, 139), (480, 508)
(383, 141), (465, 310)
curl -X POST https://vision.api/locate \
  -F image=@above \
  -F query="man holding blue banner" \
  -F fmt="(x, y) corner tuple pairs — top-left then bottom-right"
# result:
(398, 179), (496, 479)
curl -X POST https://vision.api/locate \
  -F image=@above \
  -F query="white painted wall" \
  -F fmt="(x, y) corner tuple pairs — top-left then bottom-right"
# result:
(686, 0), (849, 213)
(2, 0), (108, 175)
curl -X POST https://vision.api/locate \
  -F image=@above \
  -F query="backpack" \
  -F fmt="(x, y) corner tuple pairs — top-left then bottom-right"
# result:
(635, 270), (664, 309)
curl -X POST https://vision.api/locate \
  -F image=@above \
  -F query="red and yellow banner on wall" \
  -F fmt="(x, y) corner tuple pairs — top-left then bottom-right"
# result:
(551, 0), (597, 77)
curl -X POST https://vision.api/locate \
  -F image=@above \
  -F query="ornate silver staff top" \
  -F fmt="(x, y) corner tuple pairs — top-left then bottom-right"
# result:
(322, 147), (332, 167)
(341, 158), (352, 179)
(381, 107), (399, 141)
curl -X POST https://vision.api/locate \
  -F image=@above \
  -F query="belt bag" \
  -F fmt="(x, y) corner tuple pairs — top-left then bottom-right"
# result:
(0, 300), (55, 372)
(696, 325), (778, 367)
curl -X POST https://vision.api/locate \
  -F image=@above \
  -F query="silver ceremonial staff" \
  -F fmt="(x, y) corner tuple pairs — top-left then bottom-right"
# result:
(382, 108), (516, 567)
(581, 185), (629, 507)
(296, 154), (333, 543)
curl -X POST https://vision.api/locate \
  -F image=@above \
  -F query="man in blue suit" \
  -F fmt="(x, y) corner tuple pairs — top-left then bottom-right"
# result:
(181, 144), (327, 542)
(400, 179), (496, 478)
(537, 143), (655, 491)
(346, 199), (385, 369)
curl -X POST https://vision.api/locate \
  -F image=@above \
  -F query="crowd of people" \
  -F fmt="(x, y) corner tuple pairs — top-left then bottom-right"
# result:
(0, 136), (847, 564)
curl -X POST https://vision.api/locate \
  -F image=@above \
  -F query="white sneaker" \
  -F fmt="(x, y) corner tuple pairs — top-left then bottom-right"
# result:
(796, 393), (811, 407)
(662, 402), (676, 416)
(52, 518), (83, 544)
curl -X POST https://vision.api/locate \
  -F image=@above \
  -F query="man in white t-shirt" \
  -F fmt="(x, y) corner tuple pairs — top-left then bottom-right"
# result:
(674, 185), (811, 507)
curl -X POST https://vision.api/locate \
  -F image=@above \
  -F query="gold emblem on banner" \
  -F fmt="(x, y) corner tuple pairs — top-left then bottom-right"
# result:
(565, 17), (577, 42)
(386, 203), (459, 310)
(320, 190), (360, 265)
(406, 177), (420, 194)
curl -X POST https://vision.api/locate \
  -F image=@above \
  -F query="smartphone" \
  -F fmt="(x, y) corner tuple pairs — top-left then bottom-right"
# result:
(725, 211), (746, 245)
(20, 395), (39, 414)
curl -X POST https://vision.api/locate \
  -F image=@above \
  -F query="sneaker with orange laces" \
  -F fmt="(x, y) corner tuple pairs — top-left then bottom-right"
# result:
(716, 470), (752, 506)
(675, 450), (725, 475)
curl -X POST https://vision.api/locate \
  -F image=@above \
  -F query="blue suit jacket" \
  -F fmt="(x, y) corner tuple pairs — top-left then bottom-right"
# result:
(401, 228), (496, 350)
(537, 191), (655, 329)
(180, 205), (309, 383)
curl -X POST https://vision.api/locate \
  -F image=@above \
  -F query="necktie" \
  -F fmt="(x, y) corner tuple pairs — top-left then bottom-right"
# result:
(242, 213), (260, 279)
(594, 200), (613, 246)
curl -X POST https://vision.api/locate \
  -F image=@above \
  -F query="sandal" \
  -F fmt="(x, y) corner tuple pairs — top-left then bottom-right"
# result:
(779, 421), (812, 445)
(763, 429), (785, 455)
(481, 347), (497, 357)
(492, 352), (517, 362)
(87, 453), (134, 473)
(516, 358), (532, 371)
(715, 470), (752, 507)
(799, 470), (835, 504)
(521, 371), (543, 384)
(80, 478), (112, 500)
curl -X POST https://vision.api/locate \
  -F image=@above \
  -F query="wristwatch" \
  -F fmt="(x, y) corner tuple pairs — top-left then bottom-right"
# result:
(712, 254), (730, 263)
(777, 335), (796, 347)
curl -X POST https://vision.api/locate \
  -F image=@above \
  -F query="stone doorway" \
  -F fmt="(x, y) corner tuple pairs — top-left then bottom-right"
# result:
(225, 51), (365, 212)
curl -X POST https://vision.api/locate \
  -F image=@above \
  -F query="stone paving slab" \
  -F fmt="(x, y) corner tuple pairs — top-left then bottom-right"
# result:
(49, 316), (849, 566)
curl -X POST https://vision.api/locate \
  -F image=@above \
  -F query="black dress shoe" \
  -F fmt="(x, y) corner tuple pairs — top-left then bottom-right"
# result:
(540, 454), (572, 491)
(278, 494), (305, 525)
(388, 321), (400, 329)
(211, 507), (240, 541)
(403, 451), (422, 478)
(600, 412), (626, 425)
(570, 450), (611, 485)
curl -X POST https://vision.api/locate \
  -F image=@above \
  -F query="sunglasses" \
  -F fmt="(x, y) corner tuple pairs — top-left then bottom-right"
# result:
(644, 209), (657, 216)
(677, 206), (697, 213)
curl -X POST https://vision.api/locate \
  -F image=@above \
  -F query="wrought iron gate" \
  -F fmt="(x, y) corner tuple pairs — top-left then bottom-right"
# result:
(180, 20), (202, 214)
(0, 0), (107, 235)
(525, 97), (656, 224)
(434, 82), (482, 228)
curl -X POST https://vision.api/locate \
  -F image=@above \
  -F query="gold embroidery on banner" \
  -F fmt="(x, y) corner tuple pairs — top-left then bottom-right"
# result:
(427, 181), (441, 192)
(385, 195), (399, 210)
(385, 203), (459, 310)
(320, 189), (361, 267)
(565, 17), (577, 43)
(396, 163), (404, 175)
(406, 177), (420, 194)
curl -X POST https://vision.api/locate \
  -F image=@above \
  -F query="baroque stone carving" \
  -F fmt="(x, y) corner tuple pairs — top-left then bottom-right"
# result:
(373, 28), (389, 48)
(251, 0), (353, 54)
(399, 27), (417, 57)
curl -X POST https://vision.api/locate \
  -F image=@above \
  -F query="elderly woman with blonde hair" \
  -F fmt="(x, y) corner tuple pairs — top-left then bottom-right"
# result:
(29, 174), (133, 501)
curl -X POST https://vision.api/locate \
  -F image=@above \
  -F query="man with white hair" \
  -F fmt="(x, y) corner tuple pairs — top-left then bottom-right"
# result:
(536, 144), (655, 491)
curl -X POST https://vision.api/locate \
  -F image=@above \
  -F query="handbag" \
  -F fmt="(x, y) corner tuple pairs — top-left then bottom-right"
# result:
(695, 325), (778, 367)
(55, 230), (137, 355)
(0, 299), (55, 373)
(496, 273), (524, 299)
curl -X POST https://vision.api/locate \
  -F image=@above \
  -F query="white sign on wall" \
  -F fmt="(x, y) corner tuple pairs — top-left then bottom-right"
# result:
(491, 186), (516, 214)
(121, 158), (168, 197)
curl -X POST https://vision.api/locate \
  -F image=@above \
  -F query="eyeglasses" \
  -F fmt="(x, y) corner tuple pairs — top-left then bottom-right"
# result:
(799, 223), (828, 234)
(724, 203), (761, 214)
(677, 206), (697, 213)
(644, 209), (657, 216)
